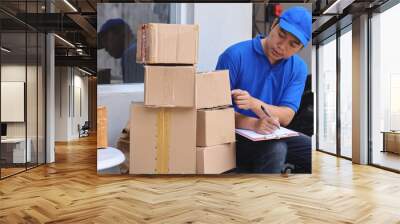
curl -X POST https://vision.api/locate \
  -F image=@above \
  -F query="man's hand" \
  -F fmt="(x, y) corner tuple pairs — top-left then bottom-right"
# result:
(253, 116), (280, 135)
(231, 89), (256, 110)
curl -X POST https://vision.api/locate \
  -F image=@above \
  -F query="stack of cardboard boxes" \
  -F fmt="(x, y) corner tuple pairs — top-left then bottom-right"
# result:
(196, 71), (236, 174)
(130, 23), (199, 174)
(130, 23), (236, 174)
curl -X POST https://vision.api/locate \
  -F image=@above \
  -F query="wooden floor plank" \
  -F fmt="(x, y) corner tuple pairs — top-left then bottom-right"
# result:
(0, 135), (399, 223)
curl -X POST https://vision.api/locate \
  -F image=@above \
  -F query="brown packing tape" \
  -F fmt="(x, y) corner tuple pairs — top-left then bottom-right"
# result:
(97, 106), (108, 148)
(141, 24), (146, 63)
(156, 108), (171, 174)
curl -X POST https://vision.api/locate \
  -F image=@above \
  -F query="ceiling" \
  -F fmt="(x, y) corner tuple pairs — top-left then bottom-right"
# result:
(0, 0), (97, 73)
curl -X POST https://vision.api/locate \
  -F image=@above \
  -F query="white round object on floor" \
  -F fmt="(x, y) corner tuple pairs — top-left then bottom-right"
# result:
(97, 147), (125, 171)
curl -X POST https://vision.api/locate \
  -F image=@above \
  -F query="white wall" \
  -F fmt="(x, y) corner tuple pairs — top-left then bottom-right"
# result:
(1, 65), (39, 137)
(55, 67), (89, 141)
(192, 3), (253, 72)
(55, 67), (68, 141)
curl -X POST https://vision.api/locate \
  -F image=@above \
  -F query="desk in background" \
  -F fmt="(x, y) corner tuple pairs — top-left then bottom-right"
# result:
(1, 138), (32, 164)
(382, 131), (400, 154)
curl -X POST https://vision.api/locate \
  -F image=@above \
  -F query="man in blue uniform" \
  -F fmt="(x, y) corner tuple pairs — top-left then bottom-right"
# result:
(98, 18), (144, 83)
(216, 7), (312, 173)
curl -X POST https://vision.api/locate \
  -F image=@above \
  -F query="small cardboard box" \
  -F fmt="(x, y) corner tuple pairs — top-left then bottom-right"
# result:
(97, 106), (108, 149)
(137, 23), (199, 64)
(130, 103), (196, 174)
(196, 143), (236, 174)
(144, 65), (195, 107)
(196, 70), (232, 109)
(196, 107), (235, 147)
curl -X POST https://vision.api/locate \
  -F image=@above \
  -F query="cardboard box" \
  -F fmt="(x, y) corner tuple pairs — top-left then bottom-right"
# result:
(97, 106), (108, 149)
(137, 23), (199, 64)
(130, 103), (196, 174)
(144, 65), (195, 107)
(196, 143), (236, 174)
(196, 70), (232, 109)
(196, 107), (235, 147)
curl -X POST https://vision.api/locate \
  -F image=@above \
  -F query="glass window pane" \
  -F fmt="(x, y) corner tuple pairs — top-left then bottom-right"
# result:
(27, 31), (38, 169)
(1, 30), (27, 177)
(340, 29), (352, 158)
(38, 32), (45, 165)
(318, 37), (337, 154)
(371, 3), (400, 171)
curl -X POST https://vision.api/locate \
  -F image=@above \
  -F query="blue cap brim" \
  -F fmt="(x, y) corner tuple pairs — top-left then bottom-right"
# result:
(279, 18), (308, 47)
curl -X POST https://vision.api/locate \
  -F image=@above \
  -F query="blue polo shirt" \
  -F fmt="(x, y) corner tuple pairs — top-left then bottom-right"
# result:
(216, 35), (308, 118)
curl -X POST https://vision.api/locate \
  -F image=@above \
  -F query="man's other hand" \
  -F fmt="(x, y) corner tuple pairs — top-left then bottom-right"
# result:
(231, 89), (256, 110)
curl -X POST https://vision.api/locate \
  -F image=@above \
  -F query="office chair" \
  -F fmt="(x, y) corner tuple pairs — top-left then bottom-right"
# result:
(78, 121), (90, 138)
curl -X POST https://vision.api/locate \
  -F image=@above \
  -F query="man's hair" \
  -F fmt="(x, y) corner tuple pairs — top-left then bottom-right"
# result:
(271, 17), (281, 30)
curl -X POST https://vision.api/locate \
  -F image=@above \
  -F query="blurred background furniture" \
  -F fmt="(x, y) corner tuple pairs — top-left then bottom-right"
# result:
(382, 131), (400, 154)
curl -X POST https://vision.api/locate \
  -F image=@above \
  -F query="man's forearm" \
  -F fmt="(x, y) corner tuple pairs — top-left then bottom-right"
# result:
(235, 112), (257, 130)
(250, 98), (294, 126)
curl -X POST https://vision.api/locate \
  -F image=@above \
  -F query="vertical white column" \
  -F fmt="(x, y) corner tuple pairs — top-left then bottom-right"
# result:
(46, 1), (55, 163)
(352, 14), (369, 164)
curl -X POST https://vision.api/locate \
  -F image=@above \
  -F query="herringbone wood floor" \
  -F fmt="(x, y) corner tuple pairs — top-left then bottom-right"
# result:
(1, 135), (400, 224)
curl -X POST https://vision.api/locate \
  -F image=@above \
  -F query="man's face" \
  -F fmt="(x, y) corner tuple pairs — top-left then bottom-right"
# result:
(102, 28), (125, 59)
(266, 24), (303, 61)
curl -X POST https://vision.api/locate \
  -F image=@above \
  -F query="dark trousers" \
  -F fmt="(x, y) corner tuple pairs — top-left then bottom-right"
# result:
(235, 133), (312, 173)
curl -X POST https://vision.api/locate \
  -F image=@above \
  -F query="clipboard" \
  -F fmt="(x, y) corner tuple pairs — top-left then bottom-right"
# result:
(235, 127), (299, 141)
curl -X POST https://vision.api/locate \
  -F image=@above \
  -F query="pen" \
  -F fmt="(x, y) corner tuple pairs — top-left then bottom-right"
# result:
(260, 105), (280, 129)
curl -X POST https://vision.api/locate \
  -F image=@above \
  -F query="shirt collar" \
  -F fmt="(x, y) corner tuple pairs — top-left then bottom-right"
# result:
(253, 34), (266, 56)
(252, 34), (285, 67)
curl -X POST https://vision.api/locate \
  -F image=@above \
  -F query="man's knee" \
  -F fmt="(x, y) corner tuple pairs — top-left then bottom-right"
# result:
(252, 141), (287, 173)
(265, 141), (287, 161)
(300, 134), (311, 145)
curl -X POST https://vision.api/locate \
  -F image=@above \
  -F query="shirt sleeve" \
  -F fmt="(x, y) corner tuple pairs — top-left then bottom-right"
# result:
(278, 60), (308, 113)
(215, 51), (239, 89)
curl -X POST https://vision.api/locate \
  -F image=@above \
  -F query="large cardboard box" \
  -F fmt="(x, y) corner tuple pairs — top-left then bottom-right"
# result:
(144, 65), (195, 107)
(97, 106), (108, 149)
(196, 107), (235, 147)
(130, 103), (196, 174)
(196, 70), (232, 109)
(196, 143), (236, 174)
(137, 23), (199, 64)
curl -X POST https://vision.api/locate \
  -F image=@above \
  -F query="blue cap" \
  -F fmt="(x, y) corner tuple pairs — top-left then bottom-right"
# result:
(279, 7), (311, 47)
